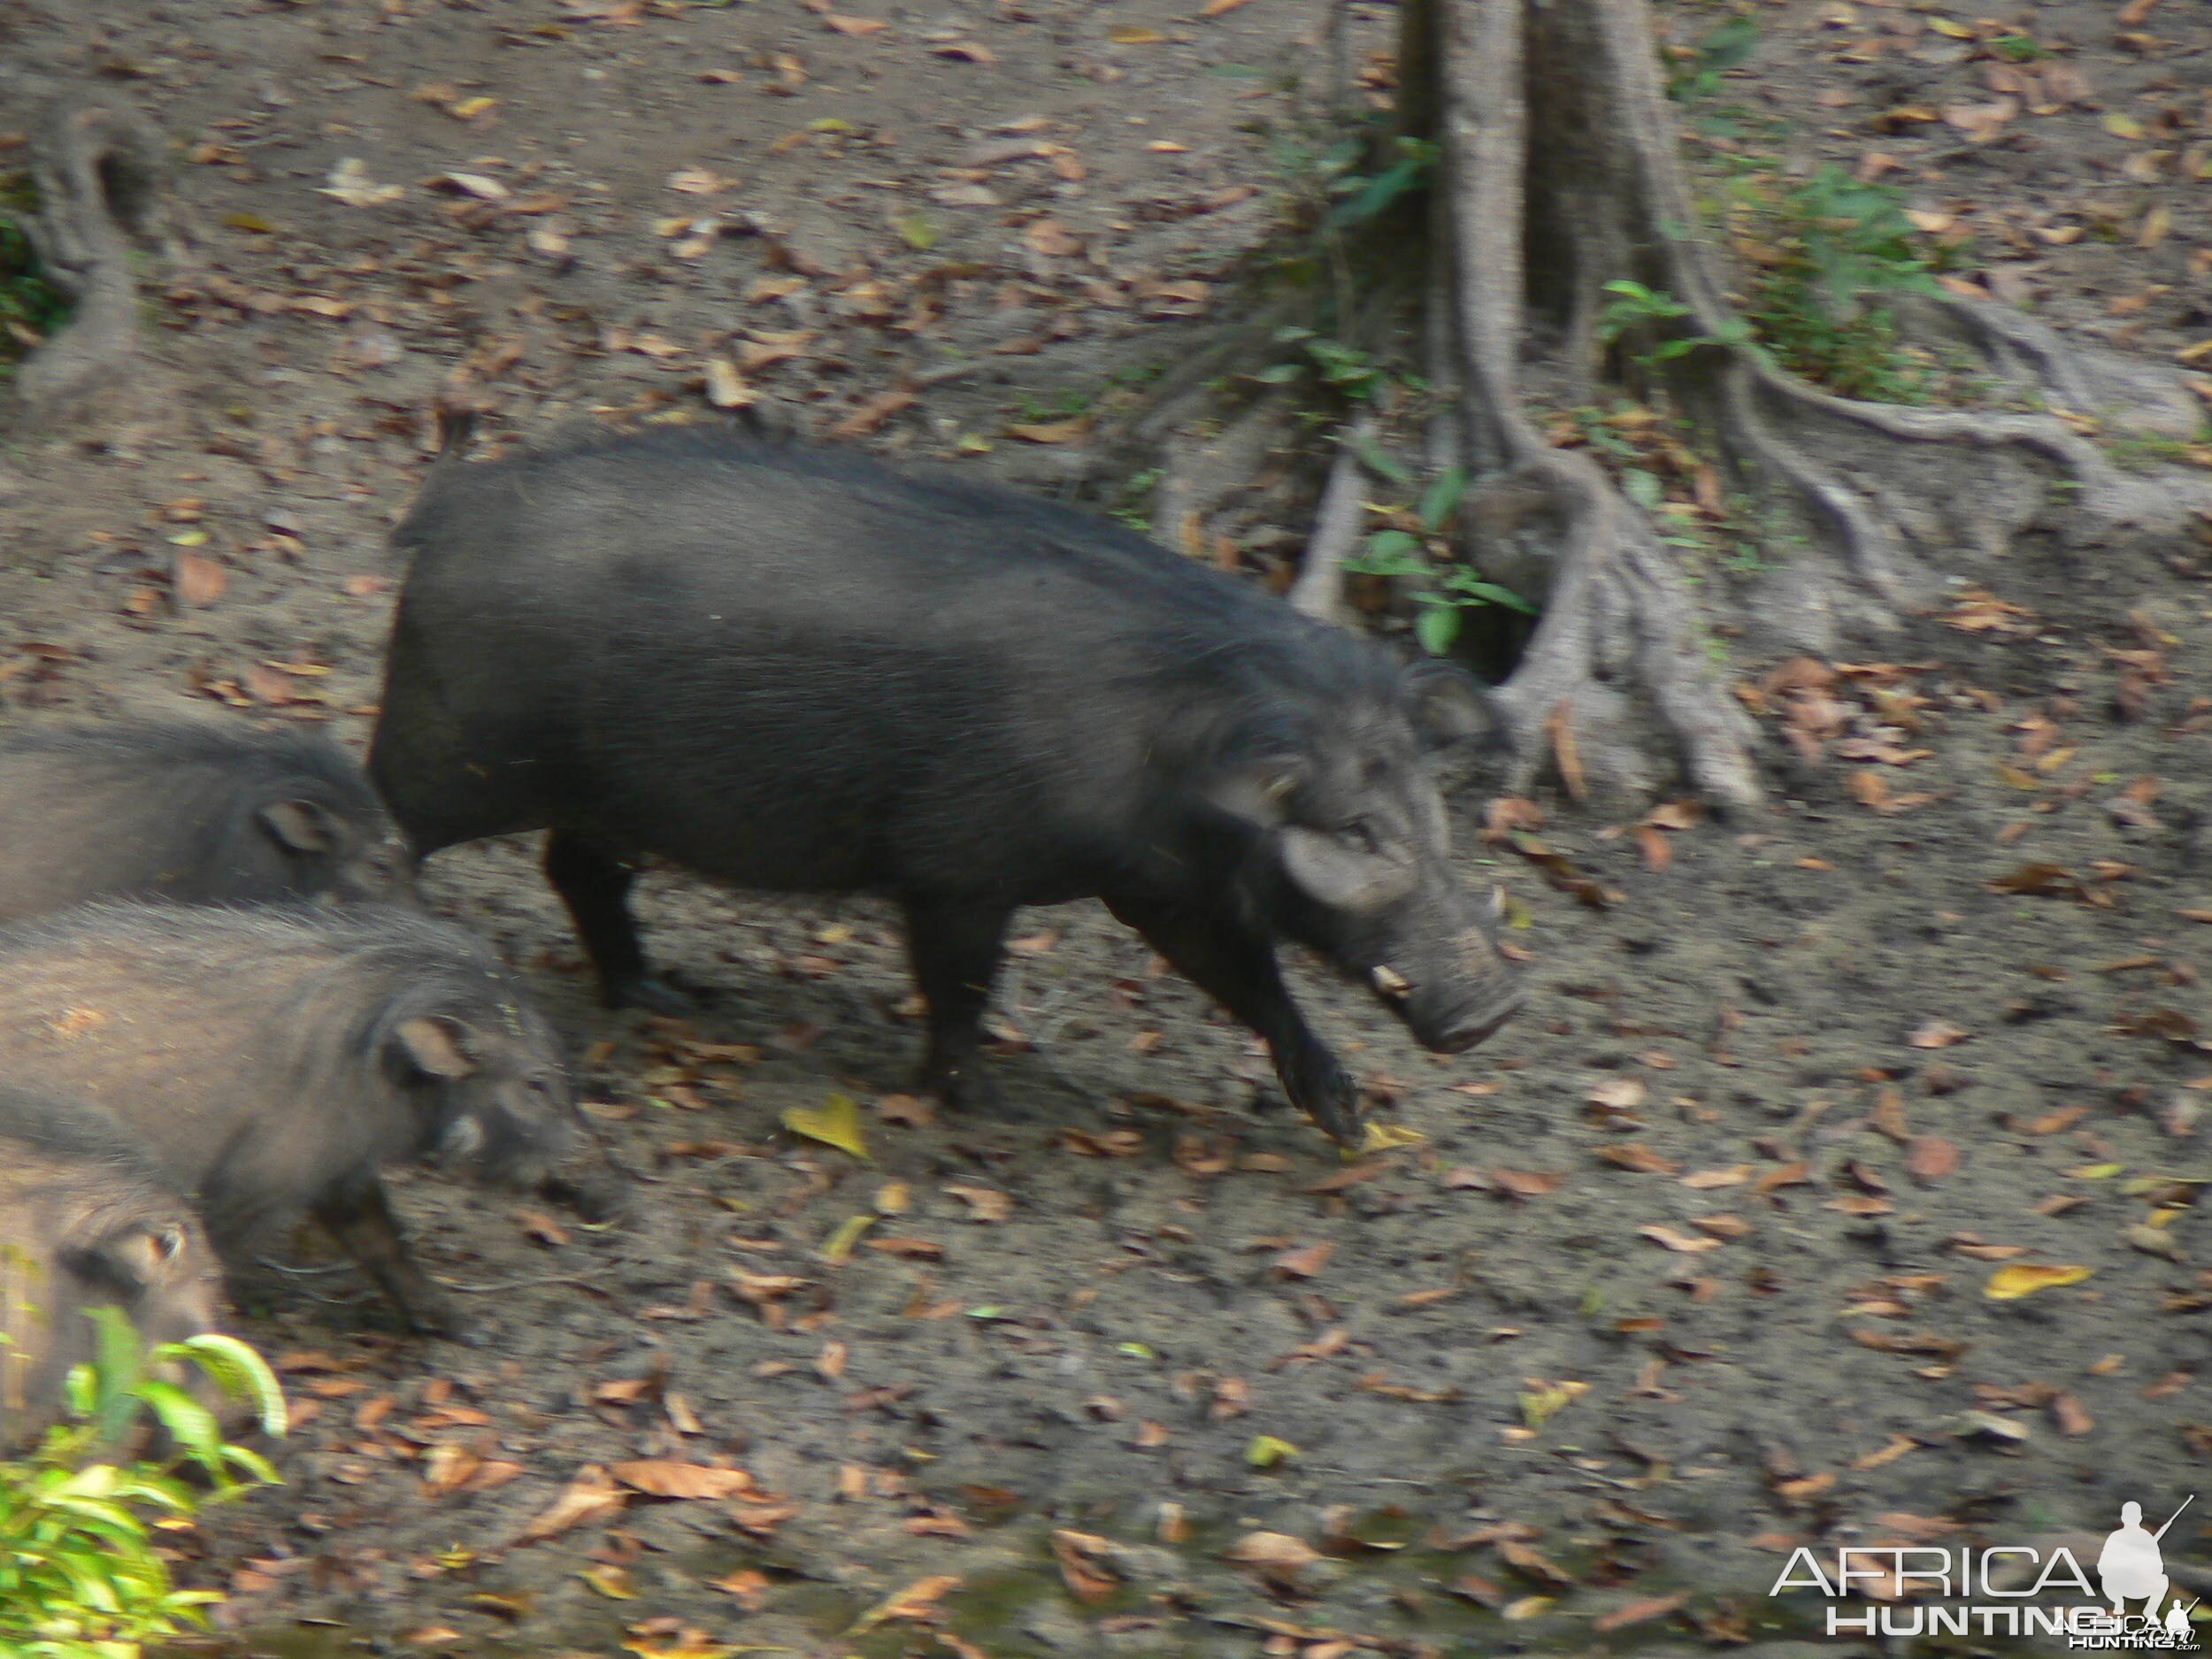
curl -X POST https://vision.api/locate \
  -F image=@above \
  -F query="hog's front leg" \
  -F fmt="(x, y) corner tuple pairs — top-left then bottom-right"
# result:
(311, 1171), (457, 1338)
(1104, 895), (1363, 1145)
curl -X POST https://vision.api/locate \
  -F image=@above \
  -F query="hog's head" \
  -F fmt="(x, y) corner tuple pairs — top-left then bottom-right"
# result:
(388, 999), (581, 1187)
(2, 1184), (224, 1448)
(1209, 658), (1522, 1055)
(252, 793), (419, 910)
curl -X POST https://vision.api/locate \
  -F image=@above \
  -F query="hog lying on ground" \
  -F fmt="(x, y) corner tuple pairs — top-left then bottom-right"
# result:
(0, 1082), (224, 1449)
(372, 423), (1520, 1143)
(0, 902), (581, 1336)
(0, 719), (412, 924)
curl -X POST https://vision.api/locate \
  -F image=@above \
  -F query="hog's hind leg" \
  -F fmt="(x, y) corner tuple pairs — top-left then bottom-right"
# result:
(901, 896), (1014, 1110)
(544, 832), (693, 1013)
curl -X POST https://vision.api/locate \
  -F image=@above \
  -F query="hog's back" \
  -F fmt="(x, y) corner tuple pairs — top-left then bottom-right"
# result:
(379, 436), (1295, 899)
(0, 918), (373, 1196)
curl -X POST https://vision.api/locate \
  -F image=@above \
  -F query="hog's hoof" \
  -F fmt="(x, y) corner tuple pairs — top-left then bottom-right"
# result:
(395, 1296), (465, 1340)
(603, 973), (699, 1016)
(1287, 1075), (1365, 1148)
(921, 1059), (997, 1115)
(543, 1167), (633, 1225)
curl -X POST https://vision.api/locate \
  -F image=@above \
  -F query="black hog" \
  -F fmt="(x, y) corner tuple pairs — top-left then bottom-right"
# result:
(371, 426), (1522, 1144)
(0, 719), (413, 924)
(0, 1083), (224, 1449)
(0, 902), (582, 1336)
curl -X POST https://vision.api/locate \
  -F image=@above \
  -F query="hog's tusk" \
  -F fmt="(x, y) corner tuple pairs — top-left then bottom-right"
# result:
(1371, 965), (1411, 998)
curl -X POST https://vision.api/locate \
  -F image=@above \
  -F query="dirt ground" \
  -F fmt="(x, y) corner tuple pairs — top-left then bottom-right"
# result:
(4, 0), (2212, 1655)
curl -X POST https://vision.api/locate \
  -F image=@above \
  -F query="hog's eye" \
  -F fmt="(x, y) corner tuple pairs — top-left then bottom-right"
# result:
(1341, 820), (1382, 854)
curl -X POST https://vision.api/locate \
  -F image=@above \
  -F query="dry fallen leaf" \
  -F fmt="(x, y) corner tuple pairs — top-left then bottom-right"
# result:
(1640, 1225), (1722, 1254)
(610, 1461), (756, 1500)
(1271, 1240), (1335, 1279)
(517, 1465), (626, 1540)
(1907, 1136), (1960, 1183)
(1984, 1263), (2093, 1300)
(848, 1573), (959, 1632)
(781, 1093), (868, 1157)
(173, 552), (227, 610)
(943, 1182), (1012, 1222)
(1908, 1019), (1970, 1049)
(1226, 1530), (1319, 1576)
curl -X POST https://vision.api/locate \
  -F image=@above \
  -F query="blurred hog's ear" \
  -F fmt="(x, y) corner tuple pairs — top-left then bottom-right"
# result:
(1403, 660), (1498, 749)
(1201, 757), (1304, 828)
(111, 1225), (188, 1285)
(394, 1015), (478, 1079)
(261, 798), (340, 854)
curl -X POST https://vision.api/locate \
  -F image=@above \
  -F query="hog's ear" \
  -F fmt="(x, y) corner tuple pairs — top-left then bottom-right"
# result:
(1201, 757), (1305, 828)
(110, 1225), (189, 1286)
(394, 1015), (478, 1079)
(1402, 660), (1498, 749)
(260, 798), (340, 855)
(1279, 826), (1417, 912)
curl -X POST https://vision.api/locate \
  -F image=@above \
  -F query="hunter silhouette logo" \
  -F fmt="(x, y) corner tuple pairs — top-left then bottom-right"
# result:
(1769, 1495), (2200, 1648)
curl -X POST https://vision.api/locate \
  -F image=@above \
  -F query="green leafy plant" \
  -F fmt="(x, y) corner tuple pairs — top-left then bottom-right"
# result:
(1, 1309), (287, 1658)
(1596, 281), (1752, 365)
(1740, 166), (1944, 401)
(0, 174), (72, 379)
(1321, 136), (1437, 233)
(1259, 326), (1386, 402)
(1667, 12), (1758, 103)
(1343, 465), (1533, 653)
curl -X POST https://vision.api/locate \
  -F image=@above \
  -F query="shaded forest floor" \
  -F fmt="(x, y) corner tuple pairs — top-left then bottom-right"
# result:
(3, 0), (2212, 1654)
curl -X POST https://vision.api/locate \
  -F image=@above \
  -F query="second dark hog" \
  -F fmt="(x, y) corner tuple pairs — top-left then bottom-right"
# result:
(0, 902), (589, 1337)
(0, 719), (414, 925)
(372, 426), (1523, 1144)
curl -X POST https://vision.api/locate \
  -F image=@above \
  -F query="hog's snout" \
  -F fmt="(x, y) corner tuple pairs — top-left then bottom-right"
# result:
(1375, 925), (1521, 1054)
(1413, 987), (1523, 1054)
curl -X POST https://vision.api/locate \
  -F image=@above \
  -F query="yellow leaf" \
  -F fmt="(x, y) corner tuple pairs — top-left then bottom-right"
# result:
(1504, 1595), (1555, 1620)
(874, 1180), (911, 1215)
(2103, 112), (2146, 141)
(578, 1563), (637, 1599)
(782, 1093), (869, 1158)
(820, 1214), (876, 1263)
(1245, 1434), (1299, 1467)
(167, 528), (209, 547)
(2069, 1163), (2125, 1179)
(449, 96), (497, 119)
(222, 211), (276, 233)
(1985, 1263), (2093, 1300)
(849, 1573), (961, 1632)
(1519, 1383), (1579, 1427)
(703, 358), (755, 409)
(1927, 15), (1973, 35)
(1356, 1121), (1427, 1156)
(1110, 25), (1167, 42)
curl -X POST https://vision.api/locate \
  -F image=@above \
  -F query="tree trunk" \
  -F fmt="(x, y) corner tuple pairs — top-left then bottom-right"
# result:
(6, 93), (165, 426)
(1141, 0), (2212, 806)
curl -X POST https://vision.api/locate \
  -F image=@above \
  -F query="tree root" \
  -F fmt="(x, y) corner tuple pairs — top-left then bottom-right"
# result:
(1288, 413), (1375, 623)
(1417, 0), (2212, 803)
(7, 93), (165, 426)
(1113, 0), (2211, 807)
